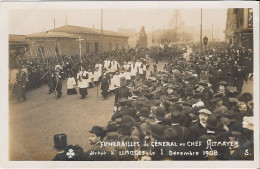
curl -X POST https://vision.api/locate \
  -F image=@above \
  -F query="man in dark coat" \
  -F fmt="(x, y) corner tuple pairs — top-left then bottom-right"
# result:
(114, 77), (132, 111)
(100, 73), (109, 100)
(46, 67), (55, 94)
(169, 110), (190, 143)
(189, 109), (211, 141)
(83, 126), (117, 161)
(15, 67), (27, 103)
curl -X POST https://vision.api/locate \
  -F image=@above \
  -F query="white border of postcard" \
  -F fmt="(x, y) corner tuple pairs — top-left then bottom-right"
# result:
(0, 1), (259, 168)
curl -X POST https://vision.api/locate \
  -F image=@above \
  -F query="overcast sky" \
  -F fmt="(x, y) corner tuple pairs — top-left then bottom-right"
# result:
(9, 8), (227, 40)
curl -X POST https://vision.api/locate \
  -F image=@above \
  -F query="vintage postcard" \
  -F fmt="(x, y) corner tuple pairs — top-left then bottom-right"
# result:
(0, 1), (259, 168)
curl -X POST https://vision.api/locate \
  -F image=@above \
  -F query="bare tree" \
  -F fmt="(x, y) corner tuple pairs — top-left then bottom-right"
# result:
(168, 9), (184, 43)
(136, 26), (148, 48)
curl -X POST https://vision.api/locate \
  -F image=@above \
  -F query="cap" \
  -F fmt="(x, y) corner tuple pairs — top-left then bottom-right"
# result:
(198, 109), (212, 115)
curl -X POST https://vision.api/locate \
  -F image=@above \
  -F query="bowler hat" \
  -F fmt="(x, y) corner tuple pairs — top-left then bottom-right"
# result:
(139, 107), (150, 117)
(118, 115), (135, 127)
(106, 121), (118, 132)
(151, 99), (161, 106)
(206, 116), (219, 129)
(148, 124), (166, 139)
(155, 107), (166, 121)
(105, 132), (120, 142)
(238, 92), (253, 102)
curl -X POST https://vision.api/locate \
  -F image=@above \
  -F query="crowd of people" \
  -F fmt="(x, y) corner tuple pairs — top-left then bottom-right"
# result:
(48, 42), (254, 161)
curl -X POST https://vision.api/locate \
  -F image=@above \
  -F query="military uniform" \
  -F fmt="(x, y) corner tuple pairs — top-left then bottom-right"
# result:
(15, 70), (27, 103)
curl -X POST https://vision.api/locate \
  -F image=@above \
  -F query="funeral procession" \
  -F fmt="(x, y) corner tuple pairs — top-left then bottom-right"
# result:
(8, 8), (254, 161)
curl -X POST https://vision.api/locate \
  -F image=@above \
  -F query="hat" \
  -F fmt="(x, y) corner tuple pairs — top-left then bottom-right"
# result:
(170, 110), (182, 123)
(155, 107), (166, 121)
(139, 107), (150, 117)
(151, 99), (161, 106)
(242, 116), (253, 130)
(198, 80), (208, 86)
(148, 77), (157, 81)
(219, 81), (227, 86)
(192, 101), (205, 108)
(219, 117), (230, 126)
(238, 93), (253, 103)
(89, 126), (105, 138)
(168, 96), (179, 102)
(147, 124), (166, 139)
(167, 83), (174, 89)
(143, 92), (153, 99)
(106, 121), (118, 132)
(104, 132), (120, 142)
(118, 115), (135, 128)
(206, 116), (219, 129)
(229, 98), (239, 103)
(54, 133), (67, 150)
(198, 109), (212, 115)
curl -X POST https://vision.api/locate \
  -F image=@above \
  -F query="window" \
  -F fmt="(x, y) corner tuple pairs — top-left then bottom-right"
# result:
(248, 8), (253, 28)
(86, 42), (90, 53)
(95, 42), (99, 52)
(38, 45), (45, 57)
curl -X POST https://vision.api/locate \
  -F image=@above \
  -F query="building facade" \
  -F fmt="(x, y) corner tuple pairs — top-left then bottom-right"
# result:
(26, 25), (128, 57)
(9, 34), (29, 68)
(225, 8), (253, 49)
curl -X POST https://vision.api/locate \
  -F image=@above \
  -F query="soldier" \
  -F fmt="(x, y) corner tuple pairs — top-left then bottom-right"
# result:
(54, 68), (62, 99)
(15, 67), (27, 103)
(46, 66), (55, 94)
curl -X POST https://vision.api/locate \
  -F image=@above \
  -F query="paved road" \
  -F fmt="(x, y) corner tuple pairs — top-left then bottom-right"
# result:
(9, 56), (253, 161)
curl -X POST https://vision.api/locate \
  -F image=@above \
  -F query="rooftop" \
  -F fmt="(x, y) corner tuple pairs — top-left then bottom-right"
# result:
(26, 31), (78, 39)
(49, 25), (128, 38)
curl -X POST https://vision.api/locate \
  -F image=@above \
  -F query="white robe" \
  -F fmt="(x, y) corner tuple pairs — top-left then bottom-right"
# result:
(110, 61), (120, 73)
(87, 72), (93, 84)
(130, 63), (136, 76)
(77, 71), (88, 88)
(125, 72), (131, 80)
(93, 71), (101, 82)
(95, 63), (103, 75)
(135, 61), (143, 74)
(113, 74), (120, 88)
(67, 77), (76, 89)
(104, 60), (111, 72)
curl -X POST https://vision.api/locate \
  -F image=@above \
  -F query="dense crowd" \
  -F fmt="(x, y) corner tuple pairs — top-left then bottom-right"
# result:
(48, 43), (254, 161)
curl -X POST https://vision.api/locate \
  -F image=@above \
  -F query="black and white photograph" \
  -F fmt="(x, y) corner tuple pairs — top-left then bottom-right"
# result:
(0, 1), (259, 168)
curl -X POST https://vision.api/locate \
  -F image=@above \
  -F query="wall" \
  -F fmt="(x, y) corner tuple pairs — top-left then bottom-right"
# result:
(26, 34), (128, 58)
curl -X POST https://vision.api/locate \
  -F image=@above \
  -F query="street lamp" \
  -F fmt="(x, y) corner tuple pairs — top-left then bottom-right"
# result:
(203, 36), (208, 50)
